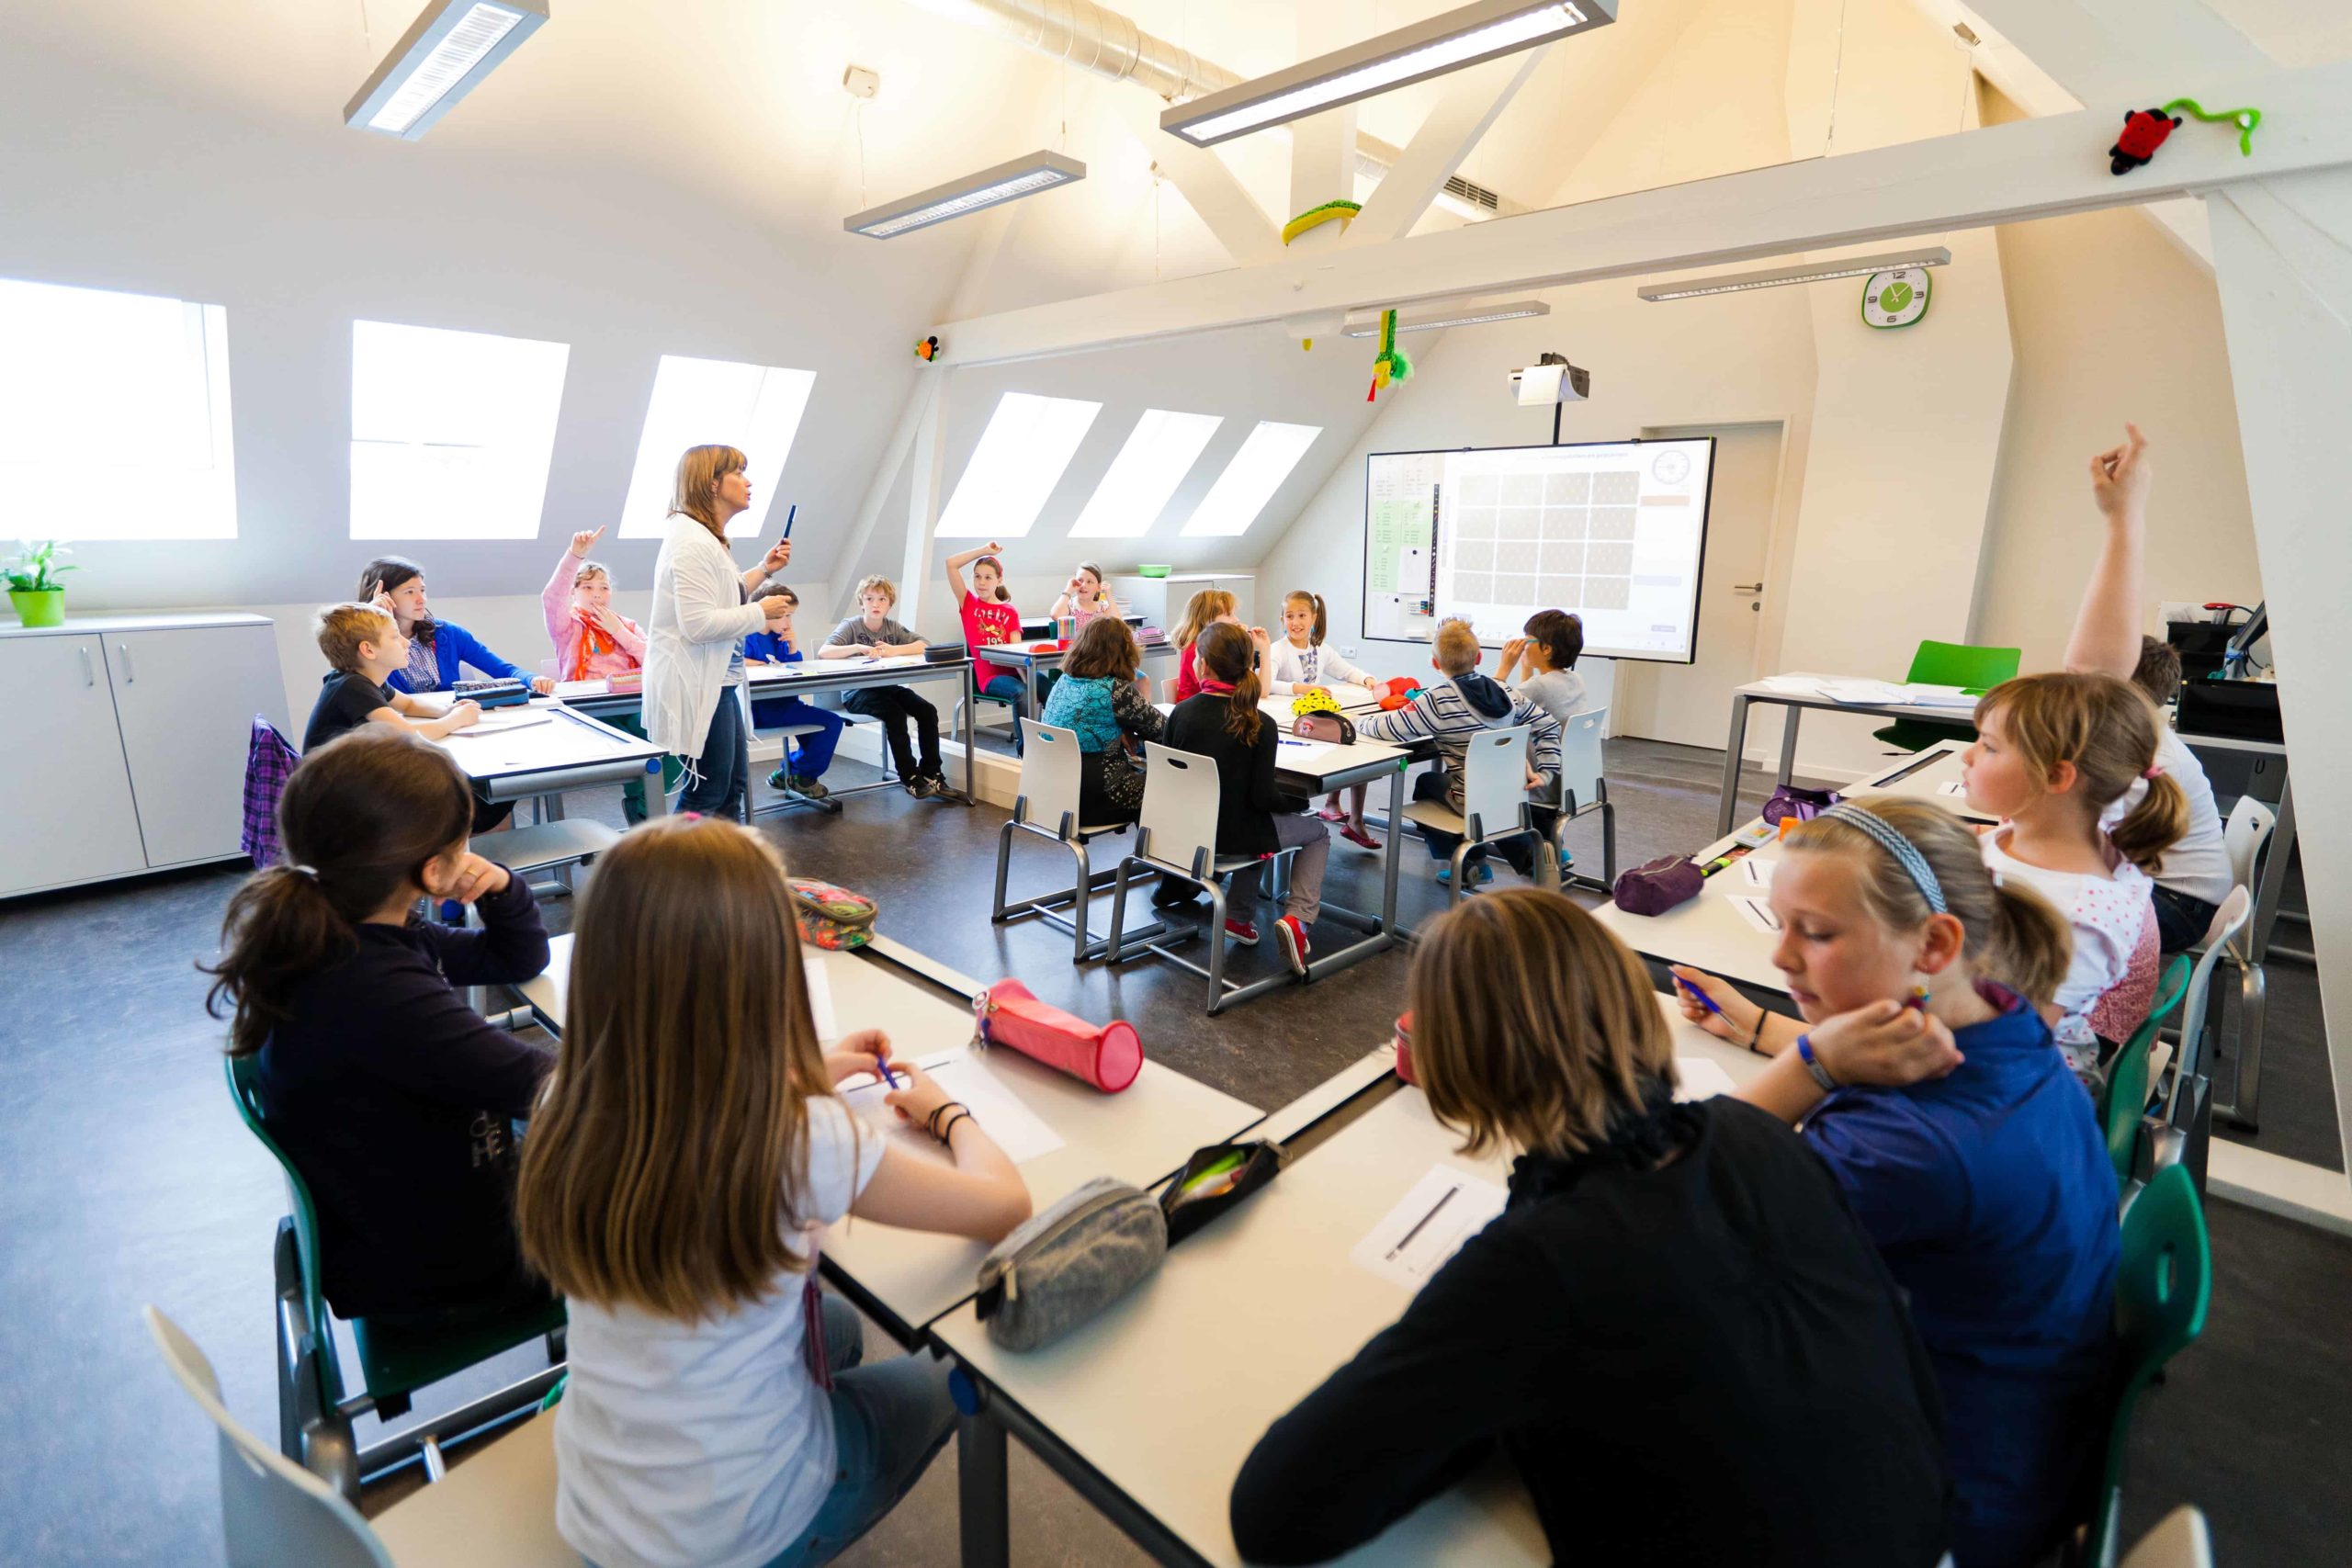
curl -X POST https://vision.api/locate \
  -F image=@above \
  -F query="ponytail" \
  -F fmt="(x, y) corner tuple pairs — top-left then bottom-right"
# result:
(1975, 671), (2187, 874)
(1197, 622), (1262, 746)
(1984, 881), (2075, 1008)
(2110, 771), (2190, 876)
(201, 728), (476, 1056)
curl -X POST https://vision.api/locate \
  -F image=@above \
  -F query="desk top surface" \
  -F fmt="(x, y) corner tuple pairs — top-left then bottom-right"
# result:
(424, 701), (662, 779)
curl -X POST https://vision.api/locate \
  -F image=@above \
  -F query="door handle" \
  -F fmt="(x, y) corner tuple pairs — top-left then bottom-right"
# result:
(79, 646), (96, 687)
(117, 642), (135, 682)
(1731, 582), (1764, 593)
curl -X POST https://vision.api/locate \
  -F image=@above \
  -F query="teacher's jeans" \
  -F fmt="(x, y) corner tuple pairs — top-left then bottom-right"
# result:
(677, 688), (750, 821)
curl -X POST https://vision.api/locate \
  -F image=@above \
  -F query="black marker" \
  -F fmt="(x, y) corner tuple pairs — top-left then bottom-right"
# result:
(783, 503), (797, 539)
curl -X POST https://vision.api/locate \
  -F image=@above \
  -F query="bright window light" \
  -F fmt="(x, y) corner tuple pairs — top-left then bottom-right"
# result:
(935, 392), (1102, 540)
(0, 276), (237, 541)
(349, 320), (570, 541)
(1068, 410), (1224, 539)
(617, 355), (818, 538)
(1181, 422), (1322, 537)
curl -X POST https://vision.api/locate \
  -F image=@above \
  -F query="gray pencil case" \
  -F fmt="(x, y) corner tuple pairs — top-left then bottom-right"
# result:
(973, 1177), (1167, 1351)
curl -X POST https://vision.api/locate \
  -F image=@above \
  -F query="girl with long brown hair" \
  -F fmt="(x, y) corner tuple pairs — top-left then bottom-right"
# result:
(1038, 615), (1164, 825)
(515, 816), (1029, 1568)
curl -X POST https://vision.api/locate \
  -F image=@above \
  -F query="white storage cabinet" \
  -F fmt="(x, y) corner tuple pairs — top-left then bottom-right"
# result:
(1112, 572), (1256, 632)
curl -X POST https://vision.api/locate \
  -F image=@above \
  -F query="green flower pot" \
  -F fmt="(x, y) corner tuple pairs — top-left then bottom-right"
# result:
(7, 589), (63, 628)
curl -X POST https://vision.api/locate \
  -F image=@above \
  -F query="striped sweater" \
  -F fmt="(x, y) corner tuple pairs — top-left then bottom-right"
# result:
(1357, 671), (1561, 811)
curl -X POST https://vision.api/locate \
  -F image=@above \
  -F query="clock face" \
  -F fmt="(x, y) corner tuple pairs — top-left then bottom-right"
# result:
(1862, 267), (1931, 328)
(1651, 448), (1691, 485)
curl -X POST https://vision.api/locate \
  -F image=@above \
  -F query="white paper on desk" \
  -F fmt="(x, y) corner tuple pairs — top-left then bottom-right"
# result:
(1902, 683), (1978, 709)
(1938, 780), (1969, 797)
(1351, 1166), (1510, 1292)
(1729, 894), (1783, 934)
(1736, 856), (1774, 888)
(862, 655), (925, 670)
(1817, 679), (1907, 705)
(1674, 1057), (1740, 1102)
(1276, 738), (1337, 766)
(447, 710), (554, 736)
(1755, 674), (1826, 697)
(803, 956), (838, 1042)
(836, 1050), (1065, 1166)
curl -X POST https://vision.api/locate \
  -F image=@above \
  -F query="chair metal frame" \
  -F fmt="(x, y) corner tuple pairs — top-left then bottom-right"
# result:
(2137, 889), (2251, 1199)
(1103, 741), (1289, 1014)
(2206, 795), (2275, 1129)
(1399, 725), (1559, 909)
(1549, 705), (1617, 895)
(989, 719), (1135, 962)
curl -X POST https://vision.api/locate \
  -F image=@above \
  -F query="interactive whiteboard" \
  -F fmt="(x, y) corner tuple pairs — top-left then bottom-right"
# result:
(1363, 438), (1715, 664)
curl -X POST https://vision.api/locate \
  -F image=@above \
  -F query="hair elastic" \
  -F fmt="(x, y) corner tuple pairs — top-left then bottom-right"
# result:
(288, 864), (321, 881)
(2143, 764), (2165, 780)
(1818, 804), (1947, 915)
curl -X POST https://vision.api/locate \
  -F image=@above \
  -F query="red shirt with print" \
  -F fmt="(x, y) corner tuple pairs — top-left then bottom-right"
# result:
(961, 591), (1023, 688)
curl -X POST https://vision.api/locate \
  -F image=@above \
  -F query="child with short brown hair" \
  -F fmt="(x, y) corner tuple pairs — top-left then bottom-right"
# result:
(303, 602), (481, 752)
(821, 576), (945, 798)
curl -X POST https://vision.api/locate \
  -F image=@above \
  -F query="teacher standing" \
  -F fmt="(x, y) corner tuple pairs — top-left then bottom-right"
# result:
(644, 444), (792, 819)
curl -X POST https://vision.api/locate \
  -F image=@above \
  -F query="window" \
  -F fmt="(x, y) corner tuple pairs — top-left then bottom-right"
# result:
(1067, 409), (1223, 539)
(617, 355), (817, 538)
(0, 276), (237, 540)
(1180, 421), (1322, 537)
(934, 391), (1101, 540)
(349, 319), (570, 540)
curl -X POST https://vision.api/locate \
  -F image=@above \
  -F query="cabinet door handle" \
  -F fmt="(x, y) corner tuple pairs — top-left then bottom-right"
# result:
(117, 642), (134, 682)
(79, 646), (96, 687)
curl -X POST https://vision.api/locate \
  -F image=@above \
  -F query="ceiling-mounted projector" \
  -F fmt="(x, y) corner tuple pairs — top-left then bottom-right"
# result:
(1510, 353), (1589, 405)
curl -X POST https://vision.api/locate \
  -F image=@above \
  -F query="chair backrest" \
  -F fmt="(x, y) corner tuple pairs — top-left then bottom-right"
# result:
(2090, 1165), (2212, 1567)
(242, 716), (300, 867)
(1159, 676), (1181, 704)
(1458, 725), (1532, 840)
(2166, 887), (2251, 1121)
(1137, 741), (1227, 878)
(1014, 720), (1085, 835)
(2220, 794), (2277, 907)
(146, 1306), (393, 1568)
(224, 1055), (336, 1383)
(1904, 639), (2021, 692)
(1556, 706), (1607, 811)
(2103, 955), (2191, 1183)
(2118, 1506), (2212, 1568)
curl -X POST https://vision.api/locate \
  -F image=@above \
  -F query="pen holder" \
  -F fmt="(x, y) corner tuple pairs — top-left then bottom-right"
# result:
(1159, 1139), (1283, 1245)
(1392, 1010), (1417, 1087)
(973, 979), (1145, 1092)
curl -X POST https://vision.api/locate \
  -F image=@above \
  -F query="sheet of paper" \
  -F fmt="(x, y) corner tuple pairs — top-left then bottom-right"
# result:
(1674, 1056), (1741, 1102)
(1275, 738), (1337, 767)
(1351, 1166), (1510, 1292)
(836, 1049), (1066, 1166)
(1901, 683), (1978, 708)
(803, 955), (838, 1042)
(1754, 674), (1822, 696)
(1736, 856), (1774, 889)
(1938, 780), (1969, 797)
(1729, 894), (1782, 934)
(1817, 679), (1907, 706)
(447, 709), (555, 735)
(863, 655), (925, 670)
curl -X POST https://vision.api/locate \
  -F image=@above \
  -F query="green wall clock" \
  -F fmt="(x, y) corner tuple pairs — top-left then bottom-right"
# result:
(1862, 266), (1932, 329)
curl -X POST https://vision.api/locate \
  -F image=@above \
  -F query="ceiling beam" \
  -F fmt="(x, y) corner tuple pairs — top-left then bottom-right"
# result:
(934, 55), (2352, 367)
(1108, 95), (1283, 268)
(1343, 45), (1551, 245)
(1957, 0), (2267, 106)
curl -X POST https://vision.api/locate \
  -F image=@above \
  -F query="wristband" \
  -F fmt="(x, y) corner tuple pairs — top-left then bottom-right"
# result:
(1796, 1033), (1838, 1092)
(936, 1110), (973, 1145)
(1745, 1009), (1768, 1055)
(925, 1100), (968, 1139)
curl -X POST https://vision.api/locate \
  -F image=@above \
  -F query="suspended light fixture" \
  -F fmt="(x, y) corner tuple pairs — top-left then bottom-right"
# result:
(1341, 299), (1550, 336)
(345, 0), (549, 141)
(1161, 0), (1616, 148)
(1637, 247), (1952, 302)
(844, 152), (1087, 239)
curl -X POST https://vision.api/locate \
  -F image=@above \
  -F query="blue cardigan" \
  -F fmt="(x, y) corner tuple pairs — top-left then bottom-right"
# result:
(1804, 984), (2120, 1567)
(382, 620), (529, 695)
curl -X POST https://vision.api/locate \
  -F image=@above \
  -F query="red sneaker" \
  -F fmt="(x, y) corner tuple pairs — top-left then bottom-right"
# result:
(1274, 915), (1310, 976)
(1339, 824), (1381, 852)
(1223, 917), (1260, 947)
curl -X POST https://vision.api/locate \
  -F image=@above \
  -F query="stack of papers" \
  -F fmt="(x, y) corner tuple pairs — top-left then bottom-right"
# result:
(1756, 676), (1984, 708)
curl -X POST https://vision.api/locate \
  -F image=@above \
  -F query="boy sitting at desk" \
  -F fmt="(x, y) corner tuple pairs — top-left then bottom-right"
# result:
(743, 583), (843, 804)
(821, 575), (948, 801)
(1356, 618), (1561, 888)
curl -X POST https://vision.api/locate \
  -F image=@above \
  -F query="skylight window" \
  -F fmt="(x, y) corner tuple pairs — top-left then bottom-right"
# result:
(349, 320), (570, 540)
(934, 392), (1102, 540)
(1068, 410), (1224, 539)
(0, 276), (237, 540)
(617, 355), (818, 538)
(1180, 421), (1322, 537)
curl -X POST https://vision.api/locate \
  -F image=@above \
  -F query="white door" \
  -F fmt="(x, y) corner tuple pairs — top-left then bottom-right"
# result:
(106, 624), (289, 868)
(0, 635), (148, 894)
(1613, 423), (1784, 749)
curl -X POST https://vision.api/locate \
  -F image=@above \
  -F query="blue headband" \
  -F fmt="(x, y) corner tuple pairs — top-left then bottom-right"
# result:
(1818, 804), (1947, 915)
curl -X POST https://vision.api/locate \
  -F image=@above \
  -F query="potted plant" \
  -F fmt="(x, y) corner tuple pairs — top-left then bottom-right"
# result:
(5, 540), (76, 628)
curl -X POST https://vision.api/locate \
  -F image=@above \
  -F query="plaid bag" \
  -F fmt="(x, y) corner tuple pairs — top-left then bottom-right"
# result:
(241, 716), (300, 868)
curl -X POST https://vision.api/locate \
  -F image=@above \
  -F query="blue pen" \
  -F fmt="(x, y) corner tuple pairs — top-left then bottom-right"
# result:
(783, 503), (797, 539)
(876, 1055), (899, 1089)
(1674, 975), (1723, 1018)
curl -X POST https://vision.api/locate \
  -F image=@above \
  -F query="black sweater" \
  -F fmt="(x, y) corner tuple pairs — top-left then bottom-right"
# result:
(1162, 693), (1286, 856)
(1228, 1098), (1952, 1566)
(253, 874), (555, 1317)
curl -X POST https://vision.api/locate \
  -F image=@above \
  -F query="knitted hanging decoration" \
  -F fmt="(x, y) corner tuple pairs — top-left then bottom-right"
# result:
(1368, 309), (1412, 400)
(2163, 97), (2263, 156)
(1278, 200), (1362, 349)
(2109, 96), (2263, 175)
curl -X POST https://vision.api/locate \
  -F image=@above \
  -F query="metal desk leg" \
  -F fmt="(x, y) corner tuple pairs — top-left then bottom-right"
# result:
(2248, 775), (2293, 964)
(639, 758), (669, 818)
(961, 664), (978, 804)
(1716, 694), (1753, 836)
(957, 1409), (1010, 1568)
(1382, 763), (1407, 937)
(1774, 704), (1803, 789)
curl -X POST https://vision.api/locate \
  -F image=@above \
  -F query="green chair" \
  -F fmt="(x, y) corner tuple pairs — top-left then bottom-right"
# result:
(225, 1055), (565, 1497)
(2101, 956), (2193, 1185)
(2079, 1164), (2213, 1568)
(1871, 639), (2021, 752)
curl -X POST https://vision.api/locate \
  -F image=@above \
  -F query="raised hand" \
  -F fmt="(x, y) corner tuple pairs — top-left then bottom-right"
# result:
(762, 538), (793, 576)
(2088, 423), (2151, 523)
(569, 525), (606, 556)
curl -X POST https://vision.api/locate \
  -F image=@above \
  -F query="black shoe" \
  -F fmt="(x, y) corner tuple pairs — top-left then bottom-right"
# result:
(1151, 876), (1200, 909)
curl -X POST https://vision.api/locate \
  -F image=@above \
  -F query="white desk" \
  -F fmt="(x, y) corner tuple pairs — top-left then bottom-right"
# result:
(1587, 828), (1793, 996)
(1838, 739), (1992, 819)
(518, 933), (1261, 1341)
(972, 637), (1179, 727)
(1717, 671), (1988, 835)
(424, 700), (668, 817)
(934, 997), (1769, 1568)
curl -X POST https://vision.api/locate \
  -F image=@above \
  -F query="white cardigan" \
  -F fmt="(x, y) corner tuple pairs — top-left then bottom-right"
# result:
(1264, 637), (1372, 695)
(643, 514), (764, 759)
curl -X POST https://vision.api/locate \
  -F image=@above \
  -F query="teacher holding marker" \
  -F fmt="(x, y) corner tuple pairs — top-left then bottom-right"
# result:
(644, 444), (792, 820)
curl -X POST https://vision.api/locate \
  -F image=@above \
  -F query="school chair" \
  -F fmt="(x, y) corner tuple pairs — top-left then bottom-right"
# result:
(1870, 639), (2020, 752)
(1399, 726), (1559, 909)
(990, 720), (1134, 963)
(2101, 955), (2191, 1187)
(2118, 1506), (2212, 1568)
(1550, 706), (1617, 895)
(145, 1307), (576, 1568)
(1160, 676), (1182, 704)
(1103, 740), (1287, 1014)
(242, 716), (301, 868)
(748, 711), (845, 818)
(2071, 1164), (2211, 1568)
(2206, 795), (2277, 1129)
(224, 1056), (565, 1501)
(2139, 889), (2251, 1195)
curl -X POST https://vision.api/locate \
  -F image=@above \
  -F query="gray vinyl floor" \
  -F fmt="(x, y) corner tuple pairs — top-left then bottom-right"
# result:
(2, 737), (2345, 1566)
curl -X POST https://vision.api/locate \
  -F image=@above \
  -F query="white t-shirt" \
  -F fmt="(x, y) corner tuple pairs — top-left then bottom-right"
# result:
(2102, 726), (2232, 907)
(1981, 828), (2158, 1068)
(1264, 637), (1372, 695)
(1512, 668), (1589, 727)
(554, 1096), (885, 1568)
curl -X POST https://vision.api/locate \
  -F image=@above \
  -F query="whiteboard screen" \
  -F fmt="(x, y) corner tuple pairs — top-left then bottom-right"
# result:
(1362, 438), (1715, 664)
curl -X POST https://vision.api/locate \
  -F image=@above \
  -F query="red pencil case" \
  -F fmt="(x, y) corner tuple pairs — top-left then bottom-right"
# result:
(974, 979), (1144, 1092)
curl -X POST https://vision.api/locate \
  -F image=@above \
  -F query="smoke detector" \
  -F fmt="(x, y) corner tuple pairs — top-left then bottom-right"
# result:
(842, 64), (880, 100)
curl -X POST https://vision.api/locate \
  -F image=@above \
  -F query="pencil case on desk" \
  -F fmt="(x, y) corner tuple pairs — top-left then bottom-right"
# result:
(974, 1177), (1166, 1351)
(1159, 1139), (1283, 1246)
(973, 980), (1144, 1092)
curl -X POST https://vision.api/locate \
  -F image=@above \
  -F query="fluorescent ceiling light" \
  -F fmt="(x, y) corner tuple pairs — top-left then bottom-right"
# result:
(845, 152), (1086, 240)
(1341, 299), (1550, 336)
(935, 392), (1102, 539)
(1161, 1), (1617, 148)
(1181, 422), (1323, 538)
(345, 0), (548, 141)
(1637, 247), (1952, 302)
(1069, 410), (1224, 539)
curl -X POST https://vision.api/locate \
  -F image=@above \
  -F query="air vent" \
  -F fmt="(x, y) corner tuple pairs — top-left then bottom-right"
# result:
(1442, 175), (1501, 212)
